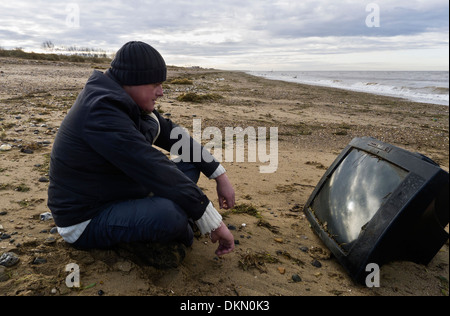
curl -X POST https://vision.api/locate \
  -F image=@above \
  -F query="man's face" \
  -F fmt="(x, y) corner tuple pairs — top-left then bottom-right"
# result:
(124, 83), (164, 113)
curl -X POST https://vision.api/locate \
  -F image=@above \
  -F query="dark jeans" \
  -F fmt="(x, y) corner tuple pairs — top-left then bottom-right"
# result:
(73, 162), (200, 249)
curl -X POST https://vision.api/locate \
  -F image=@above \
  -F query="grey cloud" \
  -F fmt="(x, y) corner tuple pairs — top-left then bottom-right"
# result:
(0, 0), (448, 70)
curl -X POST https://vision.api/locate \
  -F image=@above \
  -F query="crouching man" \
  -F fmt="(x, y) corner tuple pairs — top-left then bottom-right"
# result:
(47, 41), (235, 266)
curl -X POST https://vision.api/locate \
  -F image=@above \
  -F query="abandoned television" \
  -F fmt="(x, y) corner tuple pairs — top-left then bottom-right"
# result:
(303, 137), (449, 284)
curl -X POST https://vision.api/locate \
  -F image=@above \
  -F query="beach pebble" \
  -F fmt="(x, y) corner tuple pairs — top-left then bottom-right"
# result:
(40, 212), (53, 221)
(20, 148), (33, 154)
(38, 176), (49, 182)
(311, 259), (322, 268)
(0, 233), (11, 240)
(32, 257), (47, 265)
(0, 252), (20, 267)
(299, 246), (309, 253)
(44, 236), (56, 244)
(0, 144), (12, 151)
(292, 274), (302, 282)
(114, 260), (133, 273)
(277, 267), (286, 274)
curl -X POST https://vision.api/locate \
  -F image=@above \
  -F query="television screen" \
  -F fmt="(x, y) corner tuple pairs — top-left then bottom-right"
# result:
(304, 137), (449, 284)
(311, 148), (409, 252)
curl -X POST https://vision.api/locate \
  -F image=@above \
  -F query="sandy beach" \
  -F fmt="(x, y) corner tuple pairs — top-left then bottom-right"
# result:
(0, 56), (448, 297)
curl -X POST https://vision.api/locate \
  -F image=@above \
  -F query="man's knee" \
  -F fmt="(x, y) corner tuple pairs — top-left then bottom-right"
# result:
(135, 197), (189, 243)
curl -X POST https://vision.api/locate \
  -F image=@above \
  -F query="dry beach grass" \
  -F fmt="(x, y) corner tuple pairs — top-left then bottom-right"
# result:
(0, 56), (448, 296)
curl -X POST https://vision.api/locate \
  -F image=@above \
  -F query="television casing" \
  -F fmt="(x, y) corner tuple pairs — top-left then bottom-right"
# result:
(303, 137), (449, 284)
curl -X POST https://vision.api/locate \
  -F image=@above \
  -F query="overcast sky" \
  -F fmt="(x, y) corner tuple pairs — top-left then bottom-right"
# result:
(0, 0), (448, 70)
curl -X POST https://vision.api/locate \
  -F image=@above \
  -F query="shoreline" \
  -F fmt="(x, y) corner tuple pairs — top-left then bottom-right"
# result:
(0, 57), (449, 296)
(245, 70), (449, 107)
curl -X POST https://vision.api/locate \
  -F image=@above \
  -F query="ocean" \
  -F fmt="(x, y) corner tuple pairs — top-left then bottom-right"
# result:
(246, 71), (449, 106)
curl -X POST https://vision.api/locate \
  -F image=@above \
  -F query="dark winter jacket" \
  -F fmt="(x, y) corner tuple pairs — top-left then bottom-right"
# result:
(48, 70), (219, 228)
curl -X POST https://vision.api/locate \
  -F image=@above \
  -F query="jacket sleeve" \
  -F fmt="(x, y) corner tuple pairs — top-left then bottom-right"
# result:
(83, 102), (209, 221)
(151, 111), (221, 178)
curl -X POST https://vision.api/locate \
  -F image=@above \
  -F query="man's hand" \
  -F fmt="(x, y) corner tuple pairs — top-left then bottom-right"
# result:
(215, 173), (235, 210)
(210, 222), (235, 256)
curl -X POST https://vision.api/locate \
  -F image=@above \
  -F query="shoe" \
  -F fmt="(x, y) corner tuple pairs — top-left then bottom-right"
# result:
(117, 241), (186, 269)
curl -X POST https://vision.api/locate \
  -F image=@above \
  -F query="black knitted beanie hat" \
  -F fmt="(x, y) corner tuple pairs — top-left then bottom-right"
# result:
(110, 41), (167, 85)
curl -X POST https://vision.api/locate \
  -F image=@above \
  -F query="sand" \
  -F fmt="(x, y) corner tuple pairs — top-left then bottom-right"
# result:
(0, 57), (448, 297)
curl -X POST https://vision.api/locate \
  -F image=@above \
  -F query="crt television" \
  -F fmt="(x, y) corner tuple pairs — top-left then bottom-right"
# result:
(303, 137), (449, 284)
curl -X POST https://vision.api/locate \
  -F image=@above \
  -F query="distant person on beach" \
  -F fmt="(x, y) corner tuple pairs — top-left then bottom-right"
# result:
(47, 41), (235, 266)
